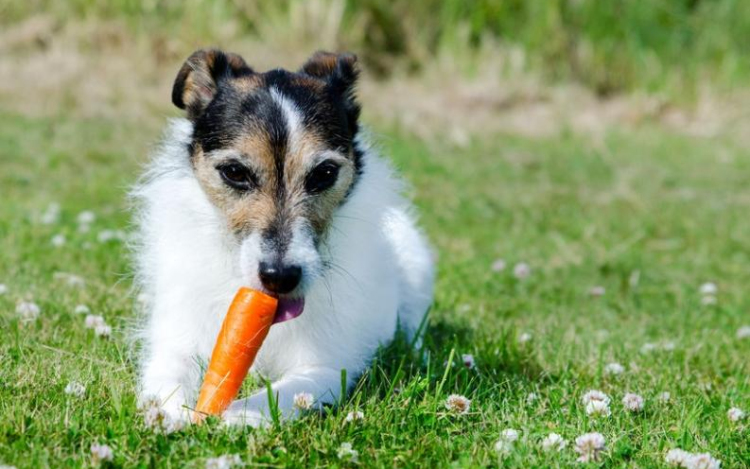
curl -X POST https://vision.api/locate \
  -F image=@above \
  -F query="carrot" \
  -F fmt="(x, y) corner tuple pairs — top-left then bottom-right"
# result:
(194, 287), (278, 421)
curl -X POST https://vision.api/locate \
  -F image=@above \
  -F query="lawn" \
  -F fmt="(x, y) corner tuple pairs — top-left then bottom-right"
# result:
(0, 110), (748, 468)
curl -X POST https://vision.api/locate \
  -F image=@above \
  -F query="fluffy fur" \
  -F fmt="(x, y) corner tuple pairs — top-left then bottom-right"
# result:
(132, 112), (434, 425)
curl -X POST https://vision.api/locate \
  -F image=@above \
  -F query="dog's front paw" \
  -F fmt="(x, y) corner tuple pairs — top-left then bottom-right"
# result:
(222, 400), (272, 428)
(137, 394), (191, 433)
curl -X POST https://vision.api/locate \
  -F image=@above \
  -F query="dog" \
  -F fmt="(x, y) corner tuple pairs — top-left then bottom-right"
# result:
(131, 50), (435, 426)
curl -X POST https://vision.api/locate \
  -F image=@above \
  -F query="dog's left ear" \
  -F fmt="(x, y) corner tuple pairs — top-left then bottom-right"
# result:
(300, 51), (361, 137)
(301, 51), (358, 90)
(172, 49), (253, 119)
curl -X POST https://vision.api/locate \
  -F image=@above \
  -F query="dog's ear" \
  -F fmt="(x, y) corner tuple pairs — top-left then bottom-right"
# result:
(300, 51), (361, 136)
(172, 49), (253, 118)
(301, 51), (358, 95)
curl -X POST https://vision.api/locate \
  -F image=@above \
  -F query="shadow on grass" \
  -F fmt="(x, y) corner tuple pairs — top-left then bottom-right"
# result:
(343, 316), (555, 409)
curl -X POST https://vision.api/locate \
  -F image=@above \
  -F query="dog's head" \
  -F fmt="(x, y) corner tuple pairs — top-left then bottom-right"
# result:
(173, 49), (362, 321)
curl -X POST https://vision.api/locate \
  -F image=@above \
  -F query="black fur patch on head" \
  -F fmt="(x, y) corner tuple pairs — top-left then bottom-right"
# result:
(172, 49), (253, 119)
(181, 50), (363, 175)
(299, 52), (361, 149)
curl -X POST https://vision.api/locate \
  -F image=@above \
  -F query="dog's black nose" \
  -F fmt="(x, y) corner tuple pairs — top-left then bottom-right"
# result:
(258, 262), (302, 294)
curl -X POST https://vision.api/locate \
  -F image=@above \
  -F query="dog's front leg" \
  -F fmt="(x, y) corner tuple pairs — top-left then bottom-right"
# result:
(222, 366), (346, 427)
(139, 342), (197, 423)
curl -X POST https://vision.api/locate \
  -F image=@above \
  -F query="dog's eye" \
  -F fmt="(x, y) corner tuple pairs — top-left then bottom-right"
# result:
(217, 163), (256, 191)
(306, 161), (340, 194)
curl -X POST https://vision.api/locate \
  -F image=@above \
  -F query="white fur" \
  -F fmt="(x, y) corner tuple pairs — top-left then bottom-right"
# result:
(131, 118), (434, 426)
(270, 87), (303, 153)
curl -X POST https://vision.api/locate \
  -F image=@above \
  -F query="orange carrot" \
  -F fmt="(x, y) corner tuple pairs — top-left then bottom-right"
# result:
(194, 287), (278, 420)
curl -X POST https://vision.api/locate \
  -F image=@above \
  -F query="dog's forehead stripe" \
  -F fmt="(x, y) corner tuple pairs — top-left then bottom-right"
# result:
(250, 87), (300, 256)
(270, 87), (304, 154)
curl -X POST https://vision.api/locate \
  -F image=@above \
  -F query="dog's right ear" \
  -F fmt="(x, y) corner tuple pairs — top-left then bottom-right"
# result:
(172, 49), (253, 118)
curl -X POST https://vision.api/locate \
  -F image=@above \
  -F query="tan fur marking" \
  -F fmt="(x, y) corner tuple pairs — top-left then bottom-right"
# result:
(301, 51), (340, 78)
(190, 72), (357, 242)
(290, 75), (326, 91)
(227, 192), (277, 234)
(232, 74), (264, 93)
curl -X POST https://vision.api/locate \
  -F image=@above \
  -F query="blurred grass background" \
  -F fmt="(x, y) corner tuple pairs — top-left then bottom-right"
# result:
(4, 0), (750, 97)
(2, 2), (750, 468)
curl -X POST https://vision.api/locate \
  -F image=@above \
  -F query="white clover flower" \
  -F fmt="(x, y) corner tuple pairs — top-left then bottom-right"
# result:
(589, 286), (606, 297)
(74, 304), (90, 314)
(51, 234), (66, 247)
(64, 381), (86, 398)
(622, 393), (645, 412)
(541, 433), (567, 452)
(97, 230), (115, 242)
(40, 202), (61, 225)
(641, 342), (657, 353)
(727, 407), (745, 422)
(293, 392), (314, 411)
(686, 452), (721, 469)
(518, 332), (532, 344)
(500, 428), (519, 442)
(77, 211), (96, 225)
(139, 397), (185, 434)
(344, 410), (364, 423)
(90, 443), (114, 464)
(97, 229), (127, 243)
(337, 442), (359, 462)
(445, 394), (471, 414)
(701, 296), (717, 306)
(586, 400), (611, 417)
(16, 301), (40, 322)
(662, 341), (676, 351)
(698, 382), (713, 392)
(85, 314), (106, 329)
(68, 275), (85, 287)
(665, 448), (693, 467)
(95, 324), (112, 337)
(0, 464), (18, 469)
(53, 272), (85, 287)
(513, 262), (531, 279)
(84, 314), (112, 337)
(737, 326), (750, 339)
(461, 354), (476, 370)
(525, 392), (538, 405)
(493, 429), (519, 454)
(604, 362), (624, 375)
(494, 439), (513, 454)
(699, 282), (717, 296)
(658, 392), (671, 403)
(491, 259), (506, 272)
(582, 390), (610, 406)
(205, 454), (242, 469)
(582, 390), (611, 416)
(0, 284), (7, 295)
(574, 432), (605, 463)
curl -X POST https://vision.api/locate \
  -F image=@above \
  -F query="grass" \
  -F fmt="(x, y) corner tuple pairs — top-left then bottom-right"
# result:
(0, 108), (748, 468)
(4, 0), (750, 95)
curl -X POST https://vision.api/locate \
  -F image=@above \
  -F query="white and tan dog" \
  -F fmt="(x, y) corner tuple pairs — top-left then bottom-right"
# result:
(132, 50), (434, 426)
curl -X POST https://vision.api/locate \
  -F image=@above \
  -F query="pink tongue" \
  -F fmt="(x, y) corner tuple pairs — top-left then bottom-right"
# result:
(273, 297), (305, 324)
